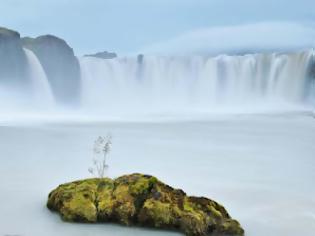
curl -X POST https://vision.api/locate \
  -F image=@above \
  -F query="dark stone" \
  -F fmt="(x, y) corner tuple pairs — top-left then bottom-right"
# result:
(22, 35), (81, 105)
(136, 54), (144, 80)
(137, 54), (144, 64)
(0, 26), (30, 89)
(84, 51), (117, 59)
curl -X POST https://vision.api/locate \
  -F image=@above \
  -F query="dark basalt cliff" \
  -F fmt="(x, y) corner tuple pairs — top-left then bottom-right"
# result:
(0, 27), (30, 88)
(22, 35), (81, 104)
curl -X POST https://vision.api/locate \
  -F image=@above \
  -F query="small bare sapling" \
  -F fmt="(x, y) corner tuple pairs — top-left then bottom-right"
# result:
(88, 135), (112, 178)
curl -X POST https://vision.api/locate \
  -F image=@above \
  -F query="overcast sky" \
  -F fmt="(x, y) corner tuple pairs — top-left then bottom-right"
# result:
(1, 0), (315, 55)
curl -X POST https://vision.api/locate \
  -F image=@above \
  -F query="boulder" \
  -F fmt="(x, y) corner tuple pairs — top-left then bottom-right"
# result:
(22, 35), (81, 105)
(47, 173), (244, 236)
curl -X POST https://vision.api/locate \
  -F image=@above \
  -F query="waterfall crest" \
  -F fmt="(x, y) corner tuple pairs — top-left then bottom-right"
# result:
(23, 48), (55, 106)
(80, 50), (314, 113)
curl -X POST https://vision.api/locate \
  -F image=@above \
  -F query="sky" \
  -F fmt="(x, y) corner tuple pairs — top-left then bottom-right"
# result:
(1, 0), (315, 56)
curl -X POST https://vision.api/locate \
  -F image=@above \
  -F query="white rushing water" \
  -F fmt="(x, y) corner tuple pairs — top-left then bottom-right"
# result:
(79, 50), (314, 115)
(23, 48), (55, 106)
(1, 49), (314, 120)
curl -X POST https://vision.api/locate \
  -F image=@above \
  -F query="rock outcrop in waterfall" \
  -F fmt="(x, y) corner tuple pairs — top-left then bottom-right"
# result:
(84, 51), (117, 59)
(0, 27), (30, 89)
(1, 25), (315, 110)
(22, 35), (81, 104)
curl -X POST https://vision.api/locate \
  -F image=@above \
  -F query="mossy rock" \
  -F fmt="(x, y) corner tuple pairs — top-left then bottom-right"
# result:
(47, 174), (244, 236)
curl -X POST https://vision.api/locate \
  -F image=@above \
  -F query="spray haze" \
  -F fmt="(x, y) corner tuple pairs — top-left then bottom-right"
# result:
(79, 50), (314, 117)
(1, 22), (315, 121)
(141, 22), (315, 56)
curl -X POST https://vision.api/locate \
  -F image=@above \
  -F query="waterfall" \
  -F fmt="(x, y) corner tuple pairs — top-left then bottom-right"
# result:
(23, 48), (55, 106)
(79, 50), (314, 113)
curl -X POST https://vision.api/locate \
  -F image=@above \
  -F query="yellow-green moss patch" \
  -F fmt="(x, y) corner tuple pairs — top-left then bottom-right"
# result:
(47, 173), (244, 236)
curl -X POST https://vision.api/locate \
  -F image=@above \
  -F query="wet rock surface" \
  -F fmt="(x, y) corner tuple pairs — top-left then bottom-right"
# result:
(47, 173), (244, 236)
(0, 27), (30, 88)
(22, 35), (81, 104)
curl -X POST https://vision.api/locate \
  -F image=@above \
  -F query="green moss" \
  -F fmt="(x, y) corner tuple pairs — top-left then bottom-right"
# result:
(140, 199), (173, 227)
(115, 201), (136, 225)
(148, 176), (158, 185)
(183, 197), (195, 212)
(153, 184), (172, 202)
(54, 179), (99, 222)
(208, 205), (223, 219)
(112, 184), (136, 225)
(47, 174), (244, 236)
(181, 198), (210, 235)
(61, 194), (97, 222)
(113, 184), (132, 202)
(128, 176), (157, 195)
(180, 212), (207, 236)
(98, 196), (114, 219)
(216, 219), (244, 235)
(129, 177), (150, 195)
(97, 180), (115, 220)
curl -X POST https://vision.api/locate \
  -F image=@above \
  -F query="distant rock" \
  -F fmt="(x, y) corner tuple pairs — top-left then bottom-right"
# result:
(308, 58), (315, 80)
(136, 54), (144, 80)
(137, 54), (144, 64)
(0, 27), (30, 88)
(22, 35), (81, 105)
(47, 173), (244, 236)
(84, 51), (117, 59)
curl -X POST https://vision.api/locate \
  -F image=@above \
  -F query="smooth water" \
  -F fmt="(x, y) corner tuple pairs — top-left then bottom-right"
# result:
(0, 114), (314, 236)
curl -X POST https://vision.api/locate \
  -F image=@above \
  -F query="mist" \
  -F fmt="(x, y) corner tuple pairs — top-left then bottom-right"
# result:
(141, 22), (315, 56)
(1, 47), (315, 122)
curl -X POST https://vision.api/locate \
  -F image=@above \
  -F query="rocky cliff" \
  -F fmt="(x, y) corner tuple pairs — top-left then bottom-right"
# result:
(0, 27), (30, 89)
(22, 35), (81, 104)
